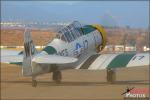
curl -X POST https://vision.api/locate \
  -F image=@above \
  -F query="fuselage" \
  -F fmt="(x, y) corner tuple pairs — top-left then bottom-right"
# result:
(30, 23), (107, 75)
(40, 24), (106, 58)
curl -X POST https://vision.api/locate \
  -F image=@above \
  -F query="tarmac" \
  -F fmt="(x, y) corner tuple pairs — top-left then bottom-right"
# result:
(1, 63), (149, 100)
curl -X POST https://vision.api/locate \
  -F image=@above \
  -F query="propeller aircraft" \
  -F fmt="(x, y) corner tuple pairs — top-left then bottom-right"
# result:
(1, 21), (149, 87)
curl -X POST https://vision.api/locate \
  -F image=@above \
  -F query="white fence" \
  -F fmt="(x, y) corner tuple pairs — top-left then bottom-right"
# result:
(103, 45), (149, 52)
(0, 46), (46, 49)
(1, 45), (149, 52)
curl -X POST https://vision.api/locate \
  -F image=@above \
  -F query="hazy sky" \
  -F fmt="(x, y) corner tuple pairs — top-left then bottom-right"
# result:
(1, 1), (149, 28)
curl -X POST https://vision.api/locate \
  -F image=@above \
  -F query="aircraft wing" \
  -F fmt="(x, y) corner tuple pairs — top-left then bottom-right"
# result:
(32, 55), (78, 64)
(1, 55), (23, 64)
(0, 49), (23, 64)
(1, 53), (78, 65)
(77, 52), (149, 70)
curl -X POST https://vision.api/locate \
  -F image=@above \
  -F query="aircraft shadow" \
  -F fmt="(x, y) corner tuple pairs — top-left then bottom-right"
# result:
(1, 80), (149, 86)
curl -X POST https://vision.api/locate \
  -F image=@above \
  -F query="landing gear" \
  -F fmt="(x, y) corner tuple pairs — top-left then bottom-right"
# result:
(106, 68), (116, 84)
(32, 76), (37, 87)
(52, 71), (62, 83)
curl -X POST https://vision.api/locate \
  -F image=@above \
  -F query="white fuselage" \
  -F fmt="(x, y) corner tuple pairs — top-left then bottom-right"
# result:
(31, 29), (103, 75)
(41, 30), (102, 58)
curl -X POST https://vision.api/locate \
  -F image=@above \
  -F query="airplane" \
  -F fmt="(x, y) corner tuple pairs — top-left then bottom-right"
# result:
(1, 21), (149, 87)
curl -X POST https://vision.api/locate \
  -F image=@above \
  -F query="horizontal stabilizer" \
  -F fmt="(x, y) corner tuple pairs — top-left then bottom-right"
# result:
(1, 49), (22, 56)
(1, 55), (23, 63)
(32, 55), (78, 64)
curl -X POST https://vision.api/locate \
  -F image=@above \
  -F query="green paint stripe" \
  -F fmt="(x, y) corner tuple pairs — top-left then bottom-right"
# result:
(43, 46), (57, 54)
(82, 25), (96, 35)
(18, 51), (23, 55)
(107, 53), (135, 69)
(10, 62), (22, 65)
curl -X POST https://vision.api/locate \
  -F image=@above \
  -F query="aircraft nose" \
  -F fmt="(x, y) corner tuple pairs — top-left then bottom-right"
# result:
(92, 24), (107, 50)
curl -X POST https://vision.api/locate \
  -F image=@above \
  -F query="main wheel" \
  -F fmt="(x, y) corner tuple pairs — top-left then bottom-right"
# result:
(106, 69), (116, 84)
(32, 80), (37, 87)
(52, 71), (62, 83)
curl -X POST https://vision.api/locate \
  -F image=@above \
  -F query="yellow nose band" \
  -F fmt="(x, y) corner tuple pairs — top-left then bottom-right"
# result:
(92, 24), (107, 50)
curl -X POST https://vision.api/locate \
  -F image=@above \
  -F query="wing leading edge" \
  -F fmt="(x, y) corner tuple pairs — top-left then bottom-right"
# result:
(32, 55), (78, 64)
(1, 53), (78, 65)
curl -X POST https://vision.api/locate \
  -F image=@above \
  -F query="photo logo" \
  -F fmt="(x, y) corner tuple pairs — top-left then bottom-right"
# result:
(122, 87), (149, 99)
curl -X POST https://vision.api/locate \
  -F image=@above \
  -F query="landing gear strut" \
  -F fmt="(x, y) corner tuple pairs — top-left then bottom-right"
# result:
(32, 76), (37, 87)
(106, 68), (116, 84)
(52, 71), (62, 83)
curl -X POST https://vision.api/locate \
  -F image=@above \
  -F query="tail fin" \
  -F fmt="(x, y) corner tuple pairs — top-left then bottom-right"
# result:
(22, 29), (38, 76)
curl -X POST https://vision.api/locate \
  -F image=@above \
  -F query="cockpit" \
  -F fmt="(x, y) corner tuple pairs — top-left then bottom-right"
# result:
(55, 21), (84, 42)
(55, 21), (97, 43)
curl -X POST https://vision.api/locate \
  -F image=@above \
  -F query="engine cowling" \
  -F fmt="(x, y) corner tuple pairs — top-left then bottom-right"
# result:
(92, 24), (107, 52)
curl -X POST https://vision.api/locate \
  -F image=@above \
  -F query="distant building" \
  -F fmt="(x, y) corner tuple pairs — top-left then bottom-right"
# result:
(125, 46), (136, 51)
(103, 45), (114, 52)
(115, 45), (124, 52)
(143, 46), (150, 51)
(103, 45), (136, 52)
(1, 22), (25, 28)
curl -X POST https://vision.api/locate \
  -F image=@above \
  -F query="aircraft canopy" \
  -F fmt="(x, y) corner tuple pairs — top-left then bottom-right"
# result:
(56, 21), (84, 42)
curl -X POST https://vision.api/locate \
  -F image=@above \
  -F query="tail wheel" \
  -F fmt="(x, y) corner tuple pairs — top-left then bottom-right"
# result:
(52, 71), (62, 83)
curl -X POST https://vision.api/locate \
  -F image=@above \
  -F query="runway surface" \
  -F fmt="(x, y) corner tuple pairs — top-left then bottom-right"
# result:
(1, 63), (149, 100)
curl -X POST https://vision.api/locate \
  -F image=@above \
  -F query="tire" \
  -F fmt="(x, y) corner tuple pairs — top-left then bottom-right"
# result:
(32, 80), (37, 87)
(52, 71), (62, 83)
